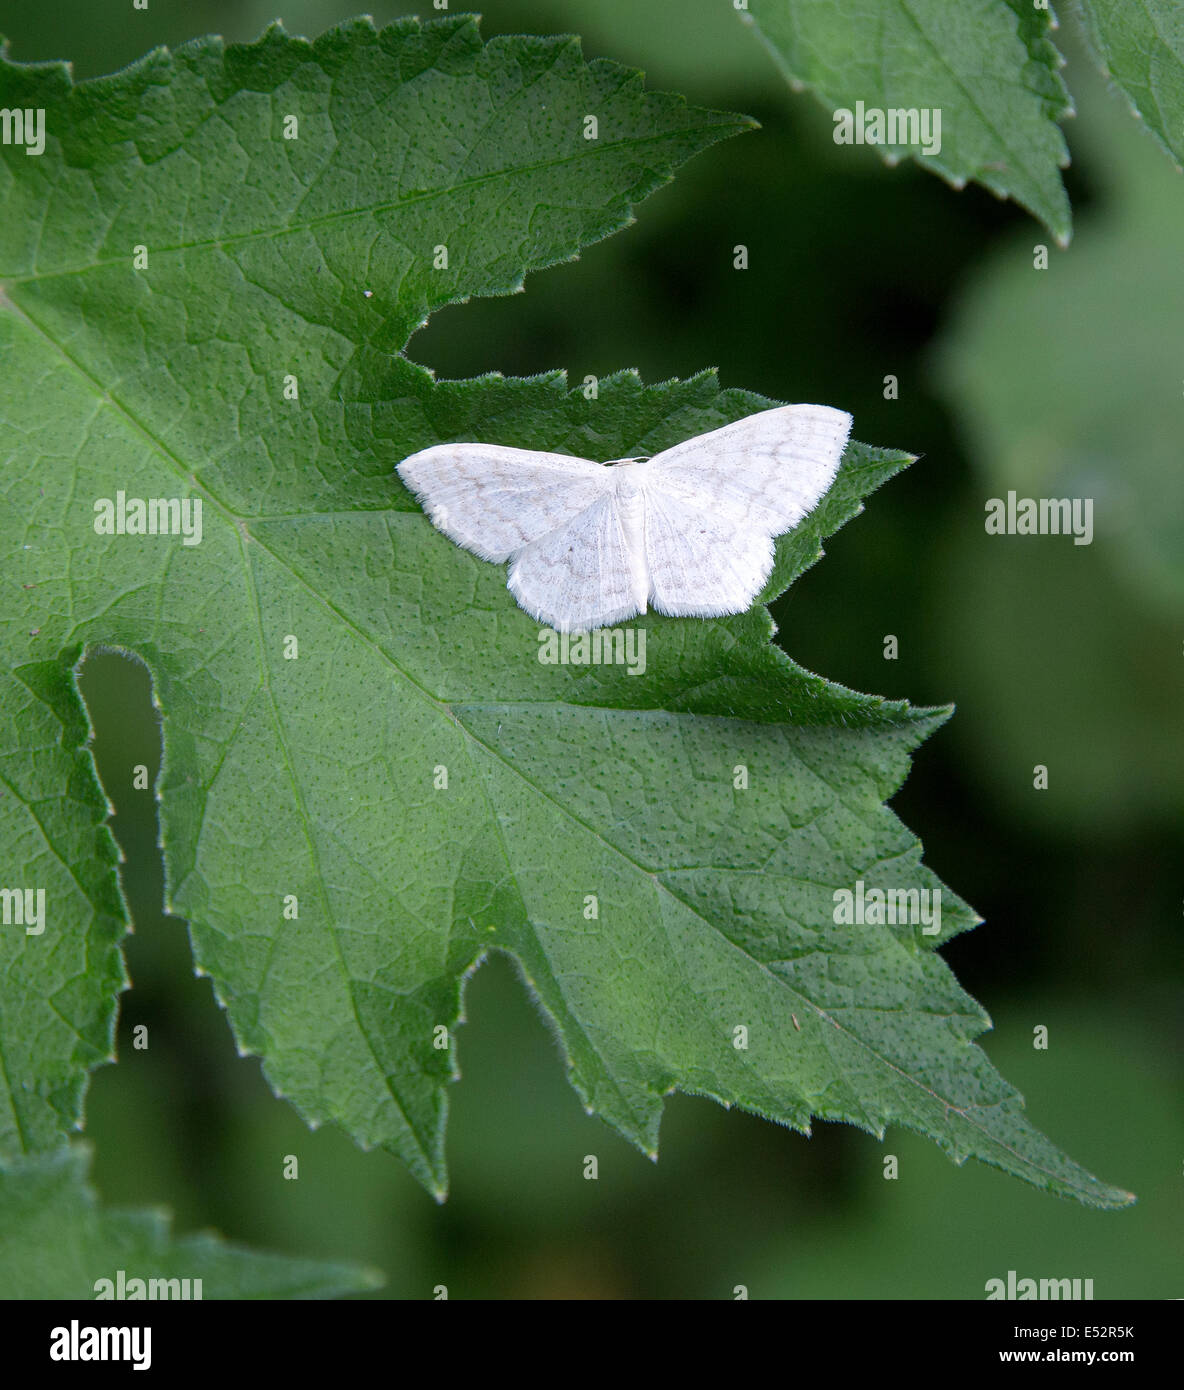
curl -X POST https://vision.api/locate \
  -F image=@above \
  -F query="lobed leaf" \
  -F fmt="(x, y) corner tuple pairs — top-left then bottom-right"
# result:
(741, 0), (1074, 242)
(1076, 0), (1184, 170)
(0, 16), (1131, 1209)
(0, 1147), (379, 1298)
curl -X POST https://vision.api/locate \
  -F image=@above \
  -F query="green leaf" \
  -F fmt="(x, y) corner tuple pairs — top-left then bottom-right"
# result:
(1076, 0), (1184, 170)
(938, 64), (1184, 611)
(0, 17), (1130, 1210)
(934, 50), (1184, 833)
(0, 1146), (379, 1298)
(0, 12), (749, 1159)
(740, 0), (1074, 242)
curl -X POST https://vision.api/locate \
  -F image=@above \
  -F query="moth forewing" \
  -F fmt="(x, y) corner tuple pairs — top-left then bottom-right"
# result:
(396, 404), (852, 630)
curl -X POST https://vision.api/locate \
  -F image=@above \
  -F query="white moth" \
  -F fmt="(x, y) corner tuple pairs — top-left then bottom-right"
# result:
(397, 403), (852, 632)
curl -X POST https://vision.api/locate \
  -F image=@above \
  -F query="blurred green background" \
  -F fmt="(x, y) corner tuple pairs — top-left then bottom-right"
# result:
(10, 0), (1181, 1297)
